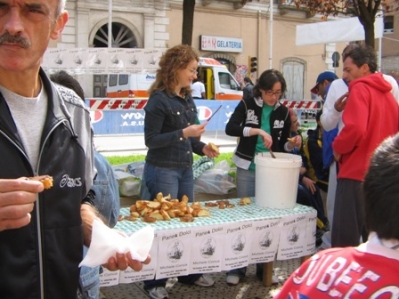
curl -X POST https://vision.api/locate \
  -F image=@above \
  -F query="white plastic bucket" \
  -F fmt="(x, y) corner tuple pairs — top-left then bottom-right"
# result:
(255, 152), (302, 209)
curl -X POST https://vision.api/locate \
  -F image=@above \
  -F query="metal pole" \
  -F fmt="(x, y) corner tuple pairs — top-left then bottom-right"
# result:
(378, 37), (382, 72)
(108, 0), (112, 48)
(269, 1), (273, 69)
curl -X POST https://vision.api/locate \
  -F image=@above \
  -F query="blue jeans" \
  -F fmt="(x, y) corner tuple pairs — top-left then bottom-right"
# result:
(143, 163), (199, 289)
(236, 167), (255, 197)
(140, 169), (152, 200)
(144, 163), (194, 202)
(79, 247), (100, 299)
(297, 183), (328, 225)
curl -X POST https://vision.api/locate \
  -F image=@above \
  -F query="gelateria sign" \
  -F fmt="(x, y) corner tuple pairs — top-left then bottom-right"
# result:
(200, 35), (243, 53)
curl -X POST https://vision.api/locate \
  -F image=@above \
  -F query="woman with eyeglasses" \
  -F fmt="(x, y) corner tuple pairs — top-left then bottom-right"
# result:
(224, 69), (302, 285)
(143, 44), (219, 299)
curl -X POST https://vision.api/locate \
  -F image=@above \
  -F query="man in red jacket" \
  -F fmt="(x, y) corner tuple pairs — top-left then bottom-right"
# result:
(331, 44), (399, 247)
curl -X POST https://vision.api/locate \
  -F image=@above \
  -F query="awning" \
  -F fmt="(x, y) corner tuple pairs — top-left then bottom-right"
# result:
(296, 17), (384, 46)
(204, 53), (236, 65)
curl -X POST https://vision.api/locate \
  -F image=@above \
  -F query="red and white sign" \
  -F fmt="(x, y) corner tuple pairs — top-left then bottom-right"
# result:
(89, 110), (104, 123)
(200, 35), (243, 53)
(281, 100), (320, 109)
(89, 99), (148, 110)
(196, 106), (213, 121)
(88, 99), (321, 111)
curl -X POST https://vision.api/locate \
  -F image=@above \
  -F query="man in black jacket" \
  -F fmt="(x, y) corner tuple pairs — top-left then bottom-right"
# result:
(242, 76), (254, 99)
(0, 1), (149, 298)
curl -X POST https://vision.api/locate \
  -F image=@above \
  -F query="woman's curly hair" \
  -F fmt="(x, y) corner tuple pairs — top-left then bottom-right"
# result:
(149, 44), (199, 96)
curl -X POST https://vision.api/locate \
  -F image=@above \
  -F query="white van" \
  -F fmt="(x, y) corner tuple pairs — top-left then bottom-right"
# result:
(198, 57), (242, 100)
(107, 73), (155, 98)
(106, 57), (242, 100)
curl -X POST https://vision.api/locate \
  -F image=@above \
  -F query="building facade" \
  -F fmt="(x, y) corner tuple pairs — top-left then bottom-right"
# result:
(52, 0), (348, 100)
(381, 11), (399, 80)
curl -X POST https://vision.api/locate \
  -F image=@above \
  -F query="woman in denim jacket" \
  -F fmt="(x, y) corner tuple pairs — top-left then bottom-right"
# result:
(142, 44), (219, 299)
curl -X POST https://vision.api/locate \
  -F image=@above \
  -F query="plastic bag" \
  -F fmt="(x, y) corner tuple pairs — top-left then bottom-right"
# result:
(113, 164), (141, 197)
(193, 156), (214, 180)
(194, 160), (236, 195)
(126, 161), (145, 180)
(214, 160), (230, 172)
(119, 177), (141, 197)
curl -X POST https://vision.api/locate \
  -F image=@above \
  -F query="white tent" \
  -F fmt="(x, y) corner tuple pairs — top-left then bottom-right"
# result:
(296, 17), (384, 46)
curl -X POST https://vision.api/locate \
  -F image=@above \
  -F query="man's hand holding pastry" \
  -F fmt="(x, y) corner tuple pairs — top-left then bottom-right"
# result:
(0, 177), (47, 231)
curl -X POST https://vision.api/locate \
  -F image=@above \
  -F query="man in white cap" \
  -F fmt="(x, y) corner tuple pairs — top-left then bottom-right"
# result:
(308, 71), (339, 247)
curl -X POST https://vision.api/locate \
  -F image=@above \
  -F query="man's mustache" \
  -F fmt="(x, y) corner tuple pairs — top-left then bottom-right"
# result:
(0, 33), (31, 48)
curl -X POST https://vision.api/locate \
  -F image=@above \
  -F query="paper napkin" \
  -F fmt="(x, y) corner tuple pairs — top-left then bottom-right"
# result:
(79, 219), (154, 267)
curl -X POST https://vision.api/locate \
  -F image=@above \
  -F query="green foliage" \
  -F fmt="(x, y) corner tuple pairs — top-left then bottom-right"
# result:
(106, 152), (234, 167)
(106, 154), (145, 166)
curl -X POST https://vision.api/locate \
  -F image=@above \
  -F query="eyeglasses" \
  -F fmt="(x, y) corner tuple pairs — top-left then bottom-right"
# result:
(189, 69), (198, 75)
(265, 90), (282, 97)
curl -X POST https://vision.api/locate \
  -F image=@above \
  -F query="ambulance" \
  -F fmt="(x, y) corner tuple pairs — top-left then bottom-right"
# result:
(106, 57), (243, 100)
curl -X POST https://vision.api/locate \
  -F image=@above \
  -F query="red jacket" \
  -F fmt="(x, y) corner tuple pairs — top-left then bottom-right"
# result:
(274, 247), (399, 299)
(333, 73), (399, 181)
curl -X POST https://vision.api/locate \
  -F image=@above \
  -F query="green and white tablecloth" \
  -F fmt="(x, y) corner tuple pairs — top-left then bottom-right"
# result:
(100, 199), (317, 286)
(115, 198), (315, 232)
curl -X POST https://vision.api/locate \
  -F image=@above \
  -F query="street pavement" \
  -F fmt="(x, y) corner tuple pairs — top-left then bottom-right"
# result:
(100, 261), (298, 299)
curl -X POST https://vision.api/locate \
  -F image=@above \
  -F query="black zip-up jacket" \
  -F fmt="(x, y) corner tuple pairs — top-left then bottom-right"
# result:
(225, 96), (291, 169)
(0, 69), (95, 299)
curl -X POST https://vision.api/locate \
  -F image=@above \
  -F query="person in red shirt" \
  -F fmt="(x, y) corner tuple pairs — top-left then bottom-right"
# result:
(275, 133), (399, 299)
(331, 44), (399, 247)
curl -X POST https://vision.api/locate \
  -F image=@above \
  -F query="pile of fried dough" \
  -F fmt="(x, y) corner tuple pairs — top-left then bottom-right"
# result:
(204, 197), (251, 209)
(120, 194), (252, 223)
(121, 192), (211, 223)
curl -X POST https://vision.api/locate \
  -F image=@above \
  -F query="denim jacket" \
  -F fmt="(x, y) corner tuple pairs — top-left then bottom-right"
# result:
(92, 151), (120, 227)
(79, 151), (120, 299)
(144, 90), (205, 169)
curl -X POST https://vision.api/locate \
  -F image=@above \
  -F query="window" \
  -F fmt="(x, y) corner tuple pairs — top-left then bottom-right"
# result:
(109, 75), (118, 87)
(218, 72), (240, 90)
(93, 22), (138, 98)
(94, 86), (102, 97)
(281, 58), (305, 101)
(119, 74), (128, 85)
(384, 16), (394, 34)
